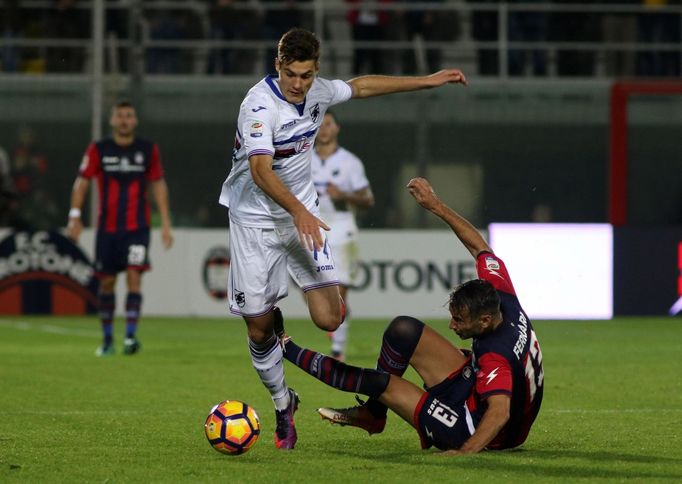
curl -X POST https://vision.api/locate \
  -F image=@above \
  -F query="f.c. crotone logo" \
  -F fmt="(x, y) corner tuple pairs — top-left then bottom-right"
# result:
(202, 246), (230, 300)
(0, 231), (98, 314)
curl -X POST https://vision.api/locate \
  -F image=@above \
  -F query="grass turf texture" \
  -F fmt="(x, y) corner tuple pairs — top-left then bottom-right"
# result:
(1, 316), (681, 483)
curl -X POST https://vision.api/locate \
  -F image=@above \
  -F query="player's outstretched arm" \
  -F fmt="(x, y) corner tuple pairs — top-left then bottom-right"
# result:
(441, 394), (510, 455)
(249, 154), (330, 251)
(407, 177), (491, 258)
(348, 69), (467, 99)
(66, 176), (90, 242)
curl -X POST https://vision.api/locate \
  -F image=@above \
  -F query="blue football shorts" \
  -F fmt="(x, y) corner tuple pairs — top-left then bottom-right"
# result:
(413, 358), (480, 450)
(95, 229), (150, 275)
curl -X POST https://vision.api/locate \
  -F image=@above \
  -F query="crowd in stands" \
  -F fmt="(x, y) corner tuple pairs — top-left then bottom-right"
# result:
(0, 127), (59, 230)
(469, 0), (681, 77)
(0, 0), (680, 77)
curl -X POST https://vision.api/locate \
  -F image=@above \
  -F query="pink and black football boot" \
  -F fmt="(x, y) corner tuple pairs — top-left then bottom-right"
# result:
(274, 388), (300, 449)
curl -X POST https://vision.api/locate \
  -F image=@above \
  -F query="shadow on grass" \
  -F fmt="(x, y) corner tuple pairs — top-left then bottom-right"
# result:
(316, 447), (682, 480)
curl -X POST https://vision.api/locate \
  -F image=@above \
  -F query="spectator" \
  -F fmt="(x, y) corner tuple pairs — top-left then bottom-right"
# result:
(551, 0), (600, 77)
(601, 0), (638, 77)
(208, 0), (261, 75)
(346, 0), (394, 74)
(18, 2), (47, 73)
(146, 9), (186, 74)
(1, 0), (22, 72)
(400, 0), (459, 74)
(263, 0), (305, 73)
(233, 2), (263, 74)
(45, 0), (89, 73)
(105, 4), (130, 74)
(11, 126), (58, 229)
(467, 0), (499, 75)
(637, 0), (681, 77)
(0, 144), (17, 225)
(179, 7), (204, 74)
(508, 0), (548, 76)
(208, 0), (238, 74)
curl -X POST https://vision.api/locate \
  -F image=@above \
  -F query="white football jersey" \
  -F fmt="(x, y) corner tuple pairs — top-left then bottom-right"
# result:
(220, 75), (353, 228)
(312, 146), (370, 244)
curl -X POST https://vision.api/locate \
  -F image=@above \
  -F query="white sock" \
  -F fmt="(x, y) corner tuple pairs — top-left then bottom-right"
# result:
(331, 319), (350, 356)
(248, 335), (290, 411)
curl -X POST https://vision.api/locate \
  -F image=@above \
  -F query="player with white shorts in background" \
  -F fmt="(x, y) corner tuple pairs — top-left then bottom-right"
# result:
(312, 111), (374, 361)
(219, 27), (468, 450)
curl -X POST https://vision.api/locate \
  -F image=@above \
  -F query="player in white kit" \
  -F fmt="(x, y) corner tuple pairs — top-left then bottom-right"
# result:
(312, 111), (374, 361)
(219, 28), (467, 449)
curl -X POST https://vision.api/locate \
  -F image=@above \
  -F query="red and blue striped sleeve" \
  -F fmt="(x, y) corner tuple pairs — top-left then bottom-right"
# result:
(79, 143), (101, 179)
(145, 143), (164, 181)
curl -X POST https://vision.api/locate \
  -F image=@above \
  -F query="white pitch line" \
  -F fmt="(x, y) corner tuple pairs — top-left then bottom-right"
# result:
(548, 408), (682, 414)
(0, 409), (198, 417)
(669, 295), (682, 316)
(0, 319), (99, 338)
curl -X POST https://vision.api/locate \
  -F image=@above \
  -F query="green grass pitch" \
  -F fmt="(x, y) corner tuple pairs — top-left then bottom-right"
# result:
(1, 315), (681, 483)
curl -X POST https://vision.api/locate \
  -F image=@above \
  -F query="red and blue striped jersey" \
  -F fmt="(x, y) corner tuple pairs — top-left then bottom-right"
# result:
(79, 137), (164, 233)
(469, 252), (544, 450)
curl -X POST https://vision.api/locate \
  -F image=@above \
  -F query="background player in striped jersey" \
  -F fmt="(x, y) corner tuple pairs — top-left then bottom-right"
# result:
(311, 111), (374, 361)
(220, 28), (467, 449)
(278, 177), (544, 453)
(66, 101), (173, 357)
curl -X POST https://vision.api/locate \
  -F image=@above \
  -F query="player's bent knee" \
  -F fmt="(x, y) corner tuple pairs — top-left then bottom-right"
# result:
(243, 315), (276, 344)
(313, 312), (344, 332)
(385, 316), (425, 342)
(99, 277), (116, 293)
(314, 318), (341, 332)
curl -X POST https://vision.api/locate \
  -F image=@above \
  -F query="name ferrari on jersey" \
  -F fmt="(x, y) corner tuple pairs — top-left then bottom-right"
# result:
(513, 311), (529, 359)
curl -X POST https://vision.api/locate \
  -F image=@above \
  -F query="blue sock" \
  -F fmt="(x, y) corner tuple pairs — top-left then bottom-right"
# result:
(125, 292), (142, 338)
(98, 293), (115, 345)
(283, 338), (389, 400)
(370, 316), (425, 417)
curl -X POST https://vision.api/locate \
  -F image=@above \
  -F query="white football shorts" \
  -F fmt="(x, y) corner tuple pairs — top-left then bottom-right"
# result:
(228, 221), (339, 317)
(328, 239), (359, 287)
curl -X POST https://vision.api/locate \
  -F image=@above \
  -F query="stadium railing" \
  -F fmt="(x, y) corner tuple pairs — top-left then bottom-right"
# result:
(1, 1), (680, 79)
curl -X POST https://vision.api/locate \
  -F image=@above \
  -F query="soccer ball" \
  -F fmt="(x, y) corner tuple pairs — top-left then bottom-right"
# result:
(204, 400), (261, 455)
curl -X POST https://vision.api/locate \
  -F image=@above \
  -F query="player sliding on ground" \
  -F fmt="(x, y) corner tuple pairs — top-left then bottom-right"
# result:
(277, 177), (544, 453)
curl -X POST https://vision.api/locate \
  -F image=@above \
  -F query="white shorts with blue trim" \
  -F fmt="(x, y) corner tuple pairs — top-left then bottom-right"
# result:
(228, 220), (339, 317)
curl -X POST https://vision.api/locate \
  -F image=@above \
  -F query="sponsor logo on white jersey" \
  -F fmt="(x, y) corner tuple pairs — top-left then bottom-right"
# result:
(294, 137), (311, 153)
(281, 119), (298, 130)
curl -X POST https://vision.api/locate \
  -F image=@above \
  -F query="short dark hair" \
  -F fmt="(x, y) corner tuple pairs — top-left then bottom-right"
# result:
(113, 100), (134, 110)
(277, 28), (320, 65)
(449, 279), (500, 320)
